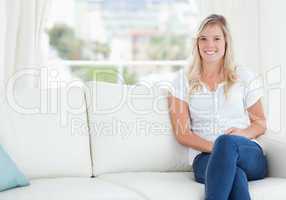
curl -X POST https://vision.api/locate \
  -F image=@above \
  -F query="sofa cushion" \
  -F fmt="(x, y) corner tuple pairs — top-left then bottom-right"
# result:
(85, 82), (191, 176)
(0, 177), (145, 200)
(0, 145), (29, 191)
(257, 135), (286, 178)
(98, 172), (286, 200)
(0, 86), (92, 178)
(99, 172), (204, 200)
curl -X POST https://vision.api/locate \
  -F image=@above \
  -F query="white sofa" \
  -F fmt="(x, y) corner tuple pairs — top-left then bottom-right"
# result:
(0, 81), (286, 200)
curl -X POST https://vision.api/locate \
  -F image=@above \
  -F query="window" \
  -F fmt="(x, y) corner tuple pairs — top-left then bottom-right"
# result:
(44, 0), (199, 84)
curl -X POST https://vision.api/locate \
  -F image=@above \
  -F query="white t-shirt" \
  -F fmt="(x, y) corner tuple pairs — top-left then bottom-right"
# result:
(170, 67), (264, 164)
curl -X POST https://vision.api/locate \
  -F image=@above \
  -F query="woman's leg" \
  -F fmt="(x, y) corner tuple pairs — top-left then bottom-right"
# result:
(192, 152), (211, 184)
(205, 135), (267, 200)
(193, 152), (249, 200)
(228, 167), (250, 200)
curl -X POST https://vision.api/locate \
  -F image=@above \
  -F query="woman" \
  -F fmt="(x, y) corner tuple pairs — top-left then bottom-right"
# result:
(168, 14), (267, 200)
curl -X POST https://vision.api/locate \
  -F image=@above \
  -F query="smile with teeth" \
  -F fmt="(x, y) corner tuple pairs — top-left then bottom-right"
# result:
(204, 50), (217, 55)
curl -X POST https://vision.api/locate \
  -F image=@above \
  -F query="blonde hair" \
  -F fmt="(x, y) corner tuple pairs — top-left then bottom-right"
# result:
(187, 14), (237, 97)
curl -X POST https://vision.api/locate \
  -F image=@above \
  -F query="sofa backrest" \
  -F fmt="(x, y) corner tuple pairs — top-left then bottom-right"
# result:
(0, 86), (92, 178)
(85, 81), (191, 176)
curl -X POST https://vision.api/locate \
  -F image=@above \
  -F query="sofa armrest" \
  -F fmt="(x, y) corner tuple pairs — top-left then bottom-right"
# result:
(257, 135), (286, 178)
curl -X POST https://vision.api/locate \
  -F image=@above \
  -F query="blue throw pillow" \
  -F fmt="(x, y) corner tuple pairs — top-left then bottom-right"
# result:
(0, 145), (29, 192)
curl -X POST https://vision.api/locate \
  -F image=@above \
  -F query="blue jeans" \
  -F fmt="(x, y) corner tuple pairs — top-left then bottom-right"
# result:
(192, 135), (268, 200)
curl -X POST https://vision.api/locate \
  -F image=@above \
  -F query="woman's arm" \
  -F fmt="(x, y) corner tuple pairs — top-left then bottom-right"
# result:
(245, 100), (267, 138)
(226, 100), (267, 139)
(168, 94), (213, 153)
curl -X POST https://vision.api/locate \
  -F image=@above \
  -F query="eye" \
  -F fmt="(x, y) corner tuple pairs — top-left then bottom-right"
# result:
(199, 37), (207, 41)
(215, 37), (221, 41)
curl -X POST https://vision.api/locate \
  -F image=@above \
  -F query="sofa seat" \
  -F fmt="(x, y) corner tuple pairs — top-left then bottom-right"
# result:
(98, 172), (286, 200)
(0, 177), (145, 200)
(1, 173), (286, 200)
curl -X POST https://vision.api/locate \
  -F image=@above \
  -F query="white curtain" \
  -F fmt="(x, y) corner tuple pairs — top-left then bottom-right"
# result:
(0, 0), (50, 91)
(0, 0), (7, 93)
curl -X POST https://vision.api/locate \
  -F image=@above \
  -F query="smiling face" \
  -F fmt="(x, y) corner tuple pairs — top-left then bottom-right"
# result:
(198, 24), (226, 65)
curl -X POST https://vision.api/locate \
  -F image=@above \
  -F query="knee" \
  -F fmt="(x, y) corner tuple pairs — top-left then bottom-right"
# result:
(215, 134), (235, 144)
(214, 135), (237, 149)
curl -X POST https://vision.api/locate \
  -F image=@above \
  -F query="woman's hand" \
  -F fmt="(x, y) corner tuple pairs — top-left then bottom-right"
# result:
(225, 127), (251, 139)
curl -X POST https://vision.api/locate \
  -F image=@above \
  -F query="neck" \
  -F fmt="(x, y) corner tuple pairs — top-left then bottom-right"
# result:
(201, 60), (224, 77)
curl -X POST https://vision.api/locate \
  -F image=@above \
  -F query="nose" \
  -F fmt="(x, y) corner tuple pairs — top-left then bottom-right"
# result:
(205, 39), (215, 48)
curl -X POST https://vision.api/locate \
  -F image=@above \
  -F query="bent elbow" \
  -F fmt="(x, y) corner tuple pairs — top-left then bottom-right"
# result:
(261, 120), (267, 135)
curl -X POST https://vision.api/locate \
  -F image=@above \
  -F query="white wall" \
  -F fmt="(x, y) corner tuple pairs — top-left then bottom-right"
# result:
(259, 0), (286, 139)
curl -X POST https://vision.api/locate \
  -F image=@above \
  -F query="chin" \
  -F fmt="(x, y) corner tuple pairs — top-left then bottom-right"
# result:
(203, 58), (222, 64)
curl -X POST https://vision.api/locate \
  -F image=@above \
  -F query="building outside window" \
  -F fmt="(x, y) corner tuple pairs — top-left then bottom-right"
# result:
(43, 0), (199, 85)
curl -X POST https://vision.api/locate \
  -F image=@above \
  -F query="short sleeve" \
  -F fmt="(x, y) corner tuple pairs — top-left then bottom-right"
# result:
(240, 68), (264, 108)
(169, 69), (189, 103)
